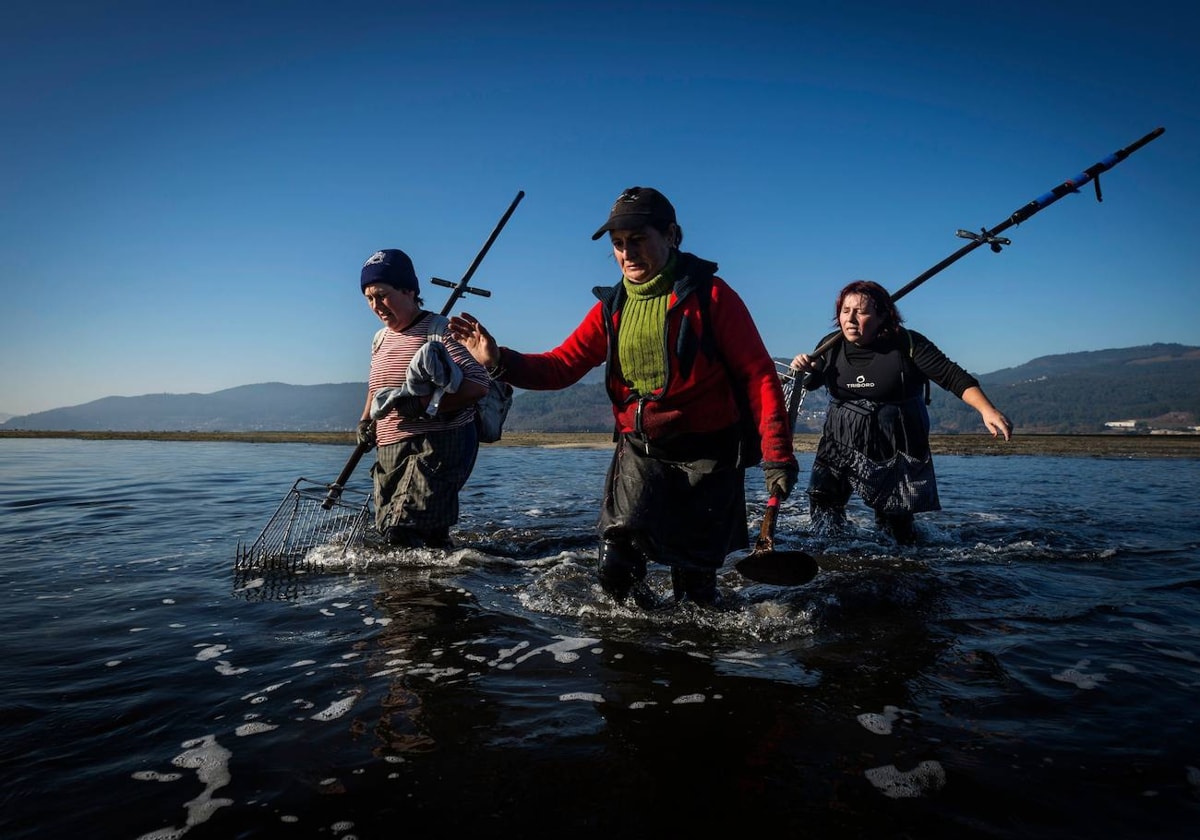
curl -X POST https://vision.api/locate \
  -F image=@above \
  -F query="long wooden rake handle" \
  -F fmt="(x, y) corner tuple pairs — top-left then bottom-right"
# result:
(321, 441), (371, 509)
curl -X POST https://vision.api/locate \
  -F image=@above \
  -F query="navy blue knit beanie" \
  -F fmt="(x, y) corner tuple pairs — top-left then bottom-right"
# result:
(361, 249), (420, 294)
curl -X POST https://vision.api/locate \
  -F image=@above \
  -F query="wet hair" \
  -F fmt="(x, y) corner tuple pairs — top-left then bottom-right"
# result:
(834, 280), (903, 338)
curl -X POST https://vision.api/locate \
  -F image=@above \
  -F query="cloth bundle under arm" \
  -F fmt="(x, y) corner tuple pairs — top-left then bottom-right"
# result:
(371, 340), (463, 419)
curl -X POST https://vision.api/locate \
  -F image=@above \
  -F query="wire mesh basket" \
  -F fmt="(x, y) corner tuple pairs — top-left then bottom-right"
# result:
(235, 478), (373, 571)
(775, 360), (806, 430)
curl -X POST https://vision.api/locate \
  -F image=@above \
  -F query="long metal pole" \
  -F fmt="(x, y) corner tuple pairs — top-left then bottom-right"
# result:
(785, 127), (1165, 424)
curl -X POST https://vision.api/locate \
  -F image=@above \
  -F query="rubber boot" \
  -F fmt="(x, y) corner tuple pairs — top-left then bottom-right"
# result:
(598, 539), (647, 605)
(385, 526), (420, 548)
(418, 527), (452, 550)
(875, 511), (916, 545)
(809, 500), (848, 535)
(670, 566), (720, 607)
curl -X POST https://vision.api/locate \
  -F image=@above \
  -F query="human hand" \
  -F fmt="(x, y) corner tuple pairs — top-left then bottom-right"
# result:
(763, 462), (799, 501)
(981, 410), (1013, 441)
(446, 312), (499, 368)
(356, 419), (376, 449)
(790, 353), (818, 372)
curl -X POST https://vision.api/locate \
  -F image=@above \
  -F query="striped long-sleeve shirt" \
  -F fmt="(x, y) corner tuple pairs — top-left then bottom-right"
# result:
(368, 312), (490, 447)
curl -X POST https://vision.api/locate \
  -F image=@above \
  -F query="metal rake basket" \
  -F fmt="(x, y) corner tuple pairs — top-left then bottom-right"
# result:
(235, 477), (374, 571)
(775, 360), (806, 430)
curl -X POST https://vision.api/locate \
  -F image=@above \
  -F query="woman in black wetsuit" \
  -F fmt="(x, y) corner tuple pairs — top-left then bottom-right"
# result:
(790, 280), (1012, 544)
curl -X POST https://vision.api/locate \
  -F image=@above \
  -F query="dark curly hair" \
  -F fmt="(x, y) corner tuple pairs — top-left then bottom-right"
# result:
(834, 280), (903, 339)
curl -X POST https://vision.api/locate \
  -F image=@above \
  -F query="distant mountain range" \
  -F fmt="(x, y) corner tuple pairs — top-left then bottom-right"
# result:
(3, 344), (1198, 435)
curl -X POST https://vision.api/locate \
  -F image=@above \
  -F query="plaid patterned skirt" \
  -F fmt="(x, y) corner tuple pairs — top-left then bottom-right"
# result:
(371, 424), (479, 532)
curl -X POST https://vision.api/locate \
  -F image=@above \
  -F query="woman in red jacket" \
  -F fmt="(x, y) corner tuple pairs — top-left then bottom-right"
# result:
(449, 187), (797, 607)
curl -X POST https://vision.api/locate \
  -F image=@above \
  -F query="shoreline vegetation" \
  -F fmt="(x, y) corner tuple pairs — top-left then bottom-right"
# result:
(2, 429), (1199, 458)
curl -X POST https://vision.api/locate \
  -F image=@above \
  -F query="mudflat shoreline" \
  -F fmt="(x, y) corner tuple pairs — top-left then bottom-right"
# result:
(3, 429), (1198, 458)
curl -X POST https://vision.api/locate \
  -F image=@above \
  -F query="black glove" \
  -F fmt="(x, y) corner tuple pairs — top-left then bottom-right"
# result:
(356, 419), (376, 449)
(763, 462), (799, 501)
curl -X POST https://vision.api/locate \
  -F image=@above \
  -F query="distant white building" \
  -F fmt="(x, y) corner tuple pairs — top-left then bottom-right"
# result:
(1104, 420), (1142, 429)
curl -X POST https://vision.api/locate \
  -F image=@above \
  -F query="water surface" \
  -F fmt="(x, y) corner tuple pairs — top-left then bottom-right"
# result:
(3, 439), (1199, 839)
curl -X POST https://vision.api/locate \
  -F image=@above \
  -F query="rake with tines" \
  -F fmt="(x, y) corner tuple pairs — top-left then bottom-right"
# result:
(235, 190), (526, 572)
(235, 478), (373, 571)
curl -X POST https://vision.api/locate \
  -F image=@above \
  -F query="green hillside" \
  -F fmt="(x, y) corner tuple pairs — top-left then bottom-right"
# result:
(4, 344), (1195, 434)
(505, 344), (1200, 435)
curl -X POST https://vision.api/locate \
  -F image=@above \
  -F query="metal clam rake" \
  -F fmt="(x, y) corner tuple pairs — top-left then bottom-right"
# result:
(235, 477), (374, 572)
(234, 190), (526, 574)
(777, 360), (805, 432)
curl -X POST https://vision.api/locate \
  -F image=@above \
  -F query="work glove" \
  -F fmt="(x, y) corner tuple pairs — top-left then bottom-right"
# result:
(356, 419), (376, 449)
(763, 462), (799, 501)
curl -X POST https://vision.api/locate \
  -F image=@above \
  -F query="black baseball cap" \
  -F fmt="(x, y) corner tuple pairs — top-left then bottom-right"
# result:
(591, 186), (677, 240)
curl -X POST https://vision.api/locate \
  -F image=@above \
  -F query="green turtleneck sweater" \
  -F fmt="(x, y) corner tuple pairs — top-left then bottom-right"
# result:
(618, 255), (675, 396)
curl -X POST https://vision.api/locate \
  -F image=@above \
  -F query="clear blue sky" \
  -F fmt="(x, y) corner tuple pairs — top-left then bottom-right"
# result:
(2, 0), (1196, 417)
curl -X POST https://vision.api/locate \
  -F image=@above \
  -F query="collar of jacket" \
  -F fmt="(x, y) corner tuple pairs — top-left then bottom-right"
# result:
(591, 250), (719, 312)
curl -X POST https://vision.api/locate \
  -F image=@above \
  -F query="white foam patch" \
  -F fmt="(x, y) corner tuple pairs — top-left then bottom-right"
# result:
(1052, 659), (1107, 689)
(235, 722), (278, 736)
(488, 640), (531, 668)
(494, 636), (601, 670)
(133, 771), (183, 782)
(135, 734), (233, 839)
(406, 665), (465, 681)
(864, 760), (947, 798)
(233, 577), (265, 593)
(194, 644), (229, 661)
(857, 705), (913, 735)
(560, 691), (604, 703)
(720, 649), (767, 662)
(672, 694), (705, 704)
(311, 693), (360, 721)
(214, 660), (249, 676)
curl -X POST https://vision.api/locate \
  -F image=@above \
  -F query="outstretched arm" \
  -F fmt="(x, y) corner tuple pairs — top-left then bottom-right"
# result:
(961, 386), (1013, 440)
(446, 312), (500, 369)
